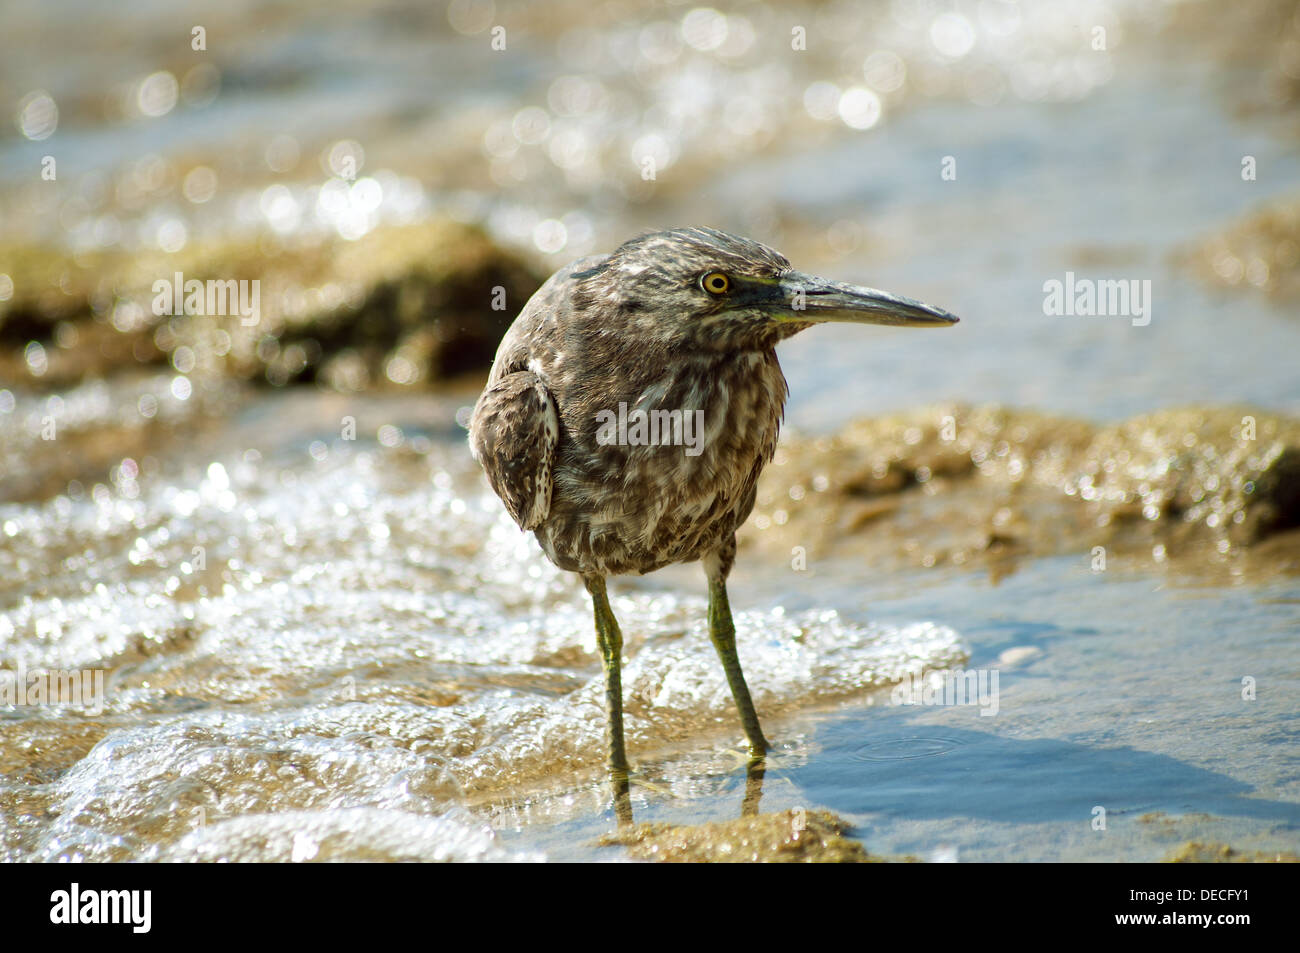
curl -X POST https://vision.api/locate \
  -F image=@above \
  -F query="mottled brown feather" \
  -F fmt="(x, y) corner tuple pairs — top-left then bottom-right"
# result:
(468, 371), (557, 531)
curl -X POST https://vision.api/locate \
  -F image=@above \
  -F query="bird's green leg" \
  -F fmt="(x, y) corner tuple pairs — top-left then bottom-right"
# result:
(707, 576), (770, 760)
(583, 575), (632, 821)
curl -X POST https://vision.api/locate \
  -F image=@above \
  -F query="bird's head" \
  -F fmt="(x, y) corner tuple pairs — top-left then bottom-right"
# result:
(566, 226), (958, 352)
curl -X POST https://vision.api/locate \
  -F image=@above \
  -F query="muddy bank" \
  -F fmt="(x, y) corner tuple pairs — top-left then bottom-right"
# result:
(745, 403), (1300, 579)
(0, 220), (541, 391)
(599, 809), (887, 863)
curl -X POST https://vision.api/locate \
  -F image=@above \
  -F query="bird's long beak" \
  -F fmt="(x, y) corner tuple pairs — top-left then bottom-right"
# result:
(772, 272), (959, 327)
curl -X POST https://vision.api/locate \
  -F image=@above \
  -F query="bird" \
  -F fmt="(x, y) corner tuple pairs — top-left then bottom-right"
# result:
(469, 226), (958, 794)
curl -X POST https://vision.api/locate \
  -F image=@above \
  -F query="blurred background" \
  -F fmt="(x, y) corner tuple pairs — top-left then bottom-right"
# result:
(0, 0), (1298, 863)
(4, 0), (1299, 430)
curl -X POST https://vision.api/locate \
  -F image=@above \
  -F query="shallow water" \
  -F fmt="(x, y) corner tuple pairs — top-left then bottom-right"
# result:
(0, 391), (967, 861)
(2, 0), (1299, 861)
(2, 389), (1296, 862)
(477, 525), (1300, 861)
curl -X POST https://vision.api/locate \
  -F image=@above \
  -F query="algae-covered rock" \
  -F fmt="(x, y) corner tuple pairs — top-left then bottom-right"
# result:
(0, 220), (542, 390)
(1080, 408), (1300, 545)
(747, 403), (1300, 575)
(1166, 841), (1300, 863)
(599, 809), (881, 863)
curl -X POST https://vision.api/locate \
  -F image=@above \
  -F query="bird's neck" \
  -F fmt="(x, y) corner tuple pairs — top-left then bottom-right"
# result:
(656, 348), (789, 428)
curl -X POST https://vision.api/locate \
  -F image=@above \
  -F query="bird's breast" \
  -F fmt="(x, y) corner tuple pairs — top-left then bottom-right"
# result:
(538, 349), (788, 575)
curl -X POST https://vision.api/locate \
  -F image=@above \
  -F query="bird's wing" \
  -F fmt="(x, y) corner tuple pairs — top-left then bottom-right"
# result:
(468, 371), (558, 531)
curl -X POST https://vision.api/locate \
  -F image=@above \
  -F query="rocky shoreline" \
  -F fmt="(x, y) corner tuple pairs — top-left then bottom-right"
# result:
(0, 220), (542, 392)
(744, 404), (1300, 581)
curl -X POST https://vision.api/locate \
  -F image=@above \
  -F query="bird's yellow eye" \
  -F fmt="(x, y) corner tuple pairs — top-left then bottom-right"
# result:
(701, 272), (731, 295)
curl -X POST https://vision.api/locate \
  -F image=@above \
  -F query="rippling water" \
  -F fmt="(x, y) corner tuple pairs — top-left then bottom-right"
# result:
(0, 392), (966, 861)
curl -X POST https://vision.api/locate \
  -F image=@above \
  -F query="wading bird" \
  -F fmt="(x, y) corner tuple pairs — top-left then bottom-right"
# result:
(469, 227), (958, 798)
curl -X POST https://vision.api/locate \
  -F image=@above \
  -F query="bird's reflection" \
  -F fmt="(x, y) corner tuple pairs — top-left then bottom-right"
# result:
(740, 758), (765, 817)
(610, 768), (633, 828)
(608, 756), (766, 829)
